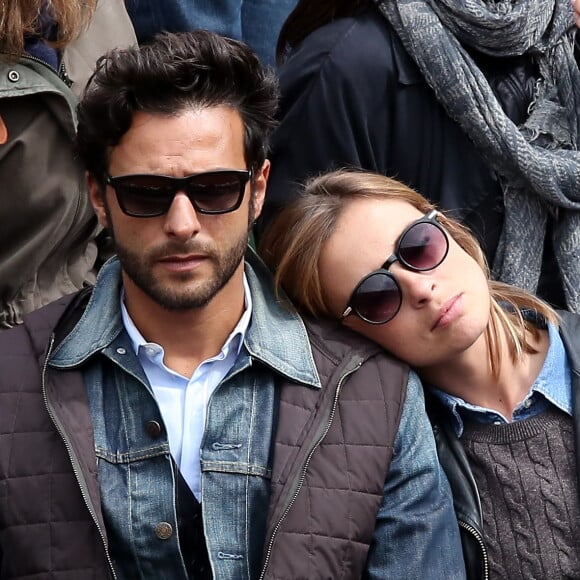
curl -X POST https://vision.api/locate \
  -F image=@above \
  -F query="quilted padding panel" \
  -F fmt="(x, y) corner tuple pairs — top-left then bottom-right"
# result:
(0, 303), (111, 579)
(263, 318), (408, 579)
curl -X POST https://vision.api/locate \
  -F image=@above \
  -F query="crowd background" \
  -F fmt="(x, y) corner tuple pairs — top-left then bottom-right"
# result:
(125, 0), (298, 67)
(258, 0), (580, 315)
(0, 0), (135, 328)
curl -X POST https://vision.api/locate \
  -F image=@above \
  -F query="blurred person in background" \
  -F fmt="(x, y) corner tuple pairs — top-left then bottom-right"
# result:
(0, 0), (135, 328)
(258, 0), (580, 314)
(125, 0), (298, 67)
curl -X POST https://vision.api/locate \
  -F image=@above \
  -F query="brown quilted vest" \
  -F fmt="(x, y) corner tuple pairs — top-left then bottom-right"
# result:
(0, 298), (407, 579)
(261, 318), (408, 580)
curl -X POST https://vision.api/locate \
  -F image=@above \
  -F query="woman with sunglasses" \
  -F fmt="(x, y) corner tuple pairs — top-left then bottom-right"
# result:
(259, 169), (580, 580)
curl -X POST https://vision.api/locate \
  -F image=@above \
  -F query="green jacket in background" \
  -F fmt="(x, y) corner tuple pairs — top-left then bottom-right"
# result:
(0, 0), (137, 328)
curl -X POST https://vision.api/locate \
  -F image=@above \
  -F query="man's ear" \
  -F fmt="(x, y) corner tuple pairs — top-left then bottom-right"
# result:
(251, 159), (270, 221)
(88, 172), (109, 228)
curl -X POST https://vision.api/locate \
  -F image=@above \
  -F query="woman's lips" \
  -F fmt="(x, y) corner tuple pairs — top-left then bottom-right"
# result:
(432, 293), (463, 330)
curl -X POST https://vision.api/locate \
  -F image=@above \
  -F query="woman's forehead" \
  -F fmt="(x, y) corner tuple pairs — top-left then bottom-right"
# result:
(333, 197), (424, 247)
(319, 198), (422, 284)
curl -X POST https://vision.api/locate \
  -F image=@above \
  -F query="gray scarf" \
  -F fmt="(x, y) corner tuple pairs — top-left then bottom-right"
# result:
(375, 0), (580, 312)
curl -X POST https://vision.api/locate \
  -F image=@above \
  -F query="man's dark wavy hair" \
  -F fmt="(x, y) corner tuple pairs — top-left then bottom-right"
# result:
(76, 29), (279, 185)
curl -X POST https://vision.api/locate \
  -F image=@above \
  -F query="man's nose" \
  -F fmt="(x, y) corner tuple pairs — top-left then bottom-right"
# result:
(163, 192), (202, 240)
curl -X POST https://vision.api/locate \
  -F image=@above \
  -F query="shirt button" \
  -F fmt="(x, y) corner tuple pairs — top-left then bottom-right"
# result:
(7, 70), (19, 82)
(524, 399), (532, 409)
(145, 420), (163, 438)
(116, 347), (126, 355)
(493, 420), (502, 426)
(155, 522), (173, 540)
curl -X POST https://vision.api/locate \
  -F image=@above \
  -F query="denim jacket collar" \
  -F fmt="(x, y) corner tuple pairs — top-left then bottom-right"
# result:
(50, 250), (321, 389)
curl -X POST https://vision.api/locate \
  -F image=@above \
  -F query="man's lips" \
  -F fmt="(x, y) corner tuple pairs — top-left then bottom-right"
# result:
(157, 254), (208, 270)
(431, 293), (463, 331)
(159, 253), (206, 262)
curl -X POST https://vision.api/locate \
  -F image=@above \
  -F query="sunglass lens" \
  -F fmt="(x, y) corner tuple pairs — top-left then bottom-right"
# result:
(399, 222), (447, 270)
(352, 273), (401, 324)
(114, 175), (174, 216)
(187, 172), (246, 213)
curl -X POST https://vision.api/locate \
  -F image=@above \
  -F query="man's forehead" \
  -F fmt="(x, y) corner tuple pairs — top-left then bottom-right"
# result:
(107, 106), (246, 175)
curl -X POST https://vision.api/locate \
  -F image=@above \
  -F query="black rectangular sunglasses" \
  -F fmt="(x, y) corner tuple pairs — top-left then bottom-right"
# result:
(105, 169), (252, 217)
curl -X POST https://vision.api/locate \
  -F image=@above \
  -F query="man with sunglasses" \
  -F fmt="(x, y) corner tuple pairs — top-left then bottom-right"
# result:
(0, 31), (464, 579)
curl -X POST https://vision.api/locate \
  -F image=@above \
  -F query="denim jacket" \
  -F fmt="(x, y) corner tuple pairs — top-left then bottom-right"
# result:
(44, 252), (464, 579)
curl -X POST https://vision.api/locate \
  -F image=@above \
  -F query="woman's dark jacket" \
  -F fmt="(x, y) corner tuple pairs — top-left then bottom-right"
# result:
(426, 310), (580, 579)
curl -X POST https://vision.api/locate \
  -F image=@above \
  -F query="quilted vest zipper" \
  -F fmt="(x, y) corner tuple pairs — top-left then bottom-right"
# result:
(258, 358), (364, 580)
(42, 334), (117, 579)
(458, 520), (489, 580)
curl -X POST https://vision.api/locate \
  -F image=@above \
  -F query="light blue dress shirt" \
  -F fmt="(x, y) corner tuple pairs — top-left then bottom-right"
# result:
(120, 276), (252, 499)
(431, 323), (572, 437)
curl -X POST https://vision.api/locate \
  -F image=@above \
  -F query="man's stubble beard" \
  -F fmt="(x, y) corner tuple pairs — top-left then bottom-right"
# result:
(116, 234), (248, 311)
(105, 201), (254, 312)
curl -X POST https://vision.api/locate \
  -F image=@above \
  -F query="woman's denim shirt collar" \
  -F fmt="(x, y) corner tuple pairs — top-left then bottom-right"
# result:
(50, 251), (321, 389)
(431, 321), (572, 437)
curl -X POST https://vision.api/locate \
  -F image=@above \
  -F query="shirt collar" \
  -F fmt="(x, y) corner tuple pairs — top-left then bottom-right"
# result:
(529, 322), (572, 414)
(120, 274), (253, 361)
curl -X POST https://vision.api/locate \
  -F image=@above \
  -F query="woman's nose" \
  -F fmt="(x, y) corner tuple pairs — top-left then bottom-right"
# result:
(393, 265), (436, 307)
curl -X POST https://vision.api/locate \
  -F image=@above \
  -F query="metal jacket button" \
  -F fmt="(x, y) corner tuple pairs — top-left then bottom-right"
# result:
(155, 522), (173, 540)
(145, 420), (162, 437)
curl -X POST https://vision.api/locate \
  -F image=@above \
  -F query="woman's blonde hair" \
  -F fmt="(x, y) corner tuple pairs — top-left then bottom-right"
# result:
(259, 169), (559, 378)
(0, 0), (97, 57)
